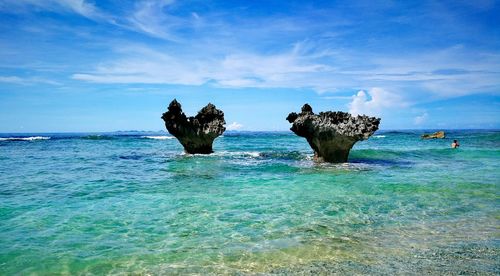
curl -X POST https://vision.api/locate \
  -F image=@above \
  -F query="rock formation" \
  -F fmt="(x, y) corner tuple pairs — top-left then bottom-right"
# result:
(161, 99), (225, 154)
(421, 131), (445, 139)
(286, 104), (380, 163)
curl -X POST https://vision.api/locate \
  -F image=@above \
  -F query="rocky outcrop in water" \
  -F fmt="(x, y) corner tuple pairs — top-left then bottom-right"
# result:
(286, 104), (380, 163)
(421, 131), (445, 139)
(161, 99), (225, 154)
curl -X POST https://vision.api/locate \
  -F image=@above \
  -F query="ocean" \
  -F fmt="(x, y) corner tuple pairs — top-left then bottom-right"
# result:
(0, 130), (498, 275)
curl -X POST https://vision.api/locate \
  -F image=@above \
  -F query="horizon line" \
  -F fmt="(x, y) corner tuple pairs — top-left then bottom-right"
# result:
(0, 128), (499, 135)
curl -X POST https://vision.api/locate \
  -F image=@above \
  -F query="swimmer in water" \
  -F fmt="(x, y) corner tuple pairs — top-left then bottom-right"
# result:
(451, 139), (459, 148)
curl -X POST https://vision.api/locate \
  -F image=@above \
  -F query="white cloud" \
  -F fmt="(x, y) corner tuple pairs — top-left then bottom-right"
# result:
(72, 45), (334, 91)
(414, 112), (429, 125)
(3, 0), (498, 103)
(0, 0), (107, 20)
(355, 47), (500, 98)
(0, 76), (23, 83)
(0, 0), (499, 99)
(348, 88), (407, 116)
(0, 75), (60, 85)
(57, 0), (101, 18)
(226, 122), (243, 131)
(72, 47), (210, 85)
(128, 0), (180, 41)
(70, 39), (500, 104)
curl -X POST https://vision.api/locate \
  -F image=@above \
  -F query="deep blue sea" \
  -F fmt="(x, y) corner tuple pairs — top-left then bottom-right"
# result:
(0, 130), (498, 275)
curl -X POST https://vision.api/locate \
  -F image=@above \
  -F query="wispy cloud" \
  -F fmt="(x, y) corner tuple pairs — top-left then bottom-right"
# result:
(0, 76), (24, 83)
(72, 43), (333, 90)
(0, 75), (60, 85)
(0, 0), (108, 21)
(71, 41), (500, 106)
(214, 49), (332, 89)
(3, 1), (500, 115)
(356, 47), (500, 97)
(6, 0), (499, 103)
(72, 46), (210, 85)
(127, 0), (181, 41)
(0, 0), (499, 131)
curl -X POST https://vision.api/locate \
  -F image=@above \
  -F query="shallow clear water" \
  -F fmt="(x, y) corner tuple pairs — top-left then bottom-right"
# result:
(0, 130), (498, 275)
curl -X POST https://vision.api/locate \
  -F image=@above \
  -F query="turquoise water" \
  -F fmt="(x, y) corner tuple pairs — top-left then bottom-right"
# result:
(0, 130), (498, 275)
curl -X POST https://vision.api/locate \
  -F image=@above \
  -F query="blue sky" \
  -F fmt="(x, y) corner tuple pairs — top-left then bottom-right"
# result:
(0, 0), (499, 132)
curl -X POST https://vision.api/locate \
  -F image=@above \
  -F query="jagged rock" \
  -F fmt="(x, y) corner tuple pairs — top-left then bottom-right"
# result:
(161, 99), (225, 154)
(421, 131), (445, 139)
(286, 104), (381, 163)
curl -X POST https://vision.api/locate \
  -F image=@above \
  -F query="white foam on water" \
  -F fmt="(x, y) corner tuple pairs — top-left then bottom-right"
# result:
(178, 151), (263, 161)
(373, 135), (386, 138)
(141, 136), (175, 140)
(214, 151), (261, 158)
(0, 136), (51, 141)
(244, 151), (261, 158)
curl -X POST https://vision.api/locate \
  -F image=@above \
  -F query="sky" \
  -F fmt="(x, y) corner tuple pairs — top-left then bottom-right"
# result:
(0, 0), (499, 132)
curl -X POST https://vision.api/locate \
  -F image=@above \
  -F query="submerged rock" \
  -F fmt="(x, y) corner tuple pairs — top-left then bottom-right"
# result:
(286, 104), (380, 163)
(421, 131), (445, 139)
(161, 99), (225, 154)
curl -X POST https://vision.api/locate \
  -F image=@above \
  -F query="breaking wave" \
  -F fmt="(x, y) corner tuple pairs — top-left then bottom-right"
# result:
(141, 136), (175, 140)
(0, 136), (51, 141)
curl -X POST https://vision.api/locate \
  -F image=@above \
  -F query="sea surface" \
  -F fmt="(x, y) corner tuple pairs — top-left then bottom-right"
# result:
(0, 130), (498, 275)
